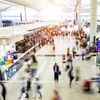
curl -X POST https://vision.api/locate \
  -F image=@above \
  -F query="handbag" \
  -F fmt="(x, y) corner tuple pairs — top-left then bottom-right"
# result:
(22, 87), (25, 93)
(37, 85), (41, 89)
(59, 71), (61, 75)
(66, 65), (70, 71)
(71, 76), (74, 80)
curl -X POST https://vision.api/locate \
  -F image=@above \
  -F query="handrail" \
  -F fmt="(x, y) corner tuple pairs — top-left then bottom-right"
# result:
(1, 43), (39, 73)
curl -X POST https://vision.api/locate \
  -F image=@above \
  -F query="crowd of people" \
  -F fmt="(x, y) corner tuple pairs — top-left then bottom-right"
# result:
(0, 23), (100, 100)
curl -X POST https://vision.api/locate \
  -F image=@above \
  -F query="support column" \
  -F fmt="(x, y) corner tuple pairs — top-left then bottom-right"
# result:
(36, 11), (39, 22)
(74, 11), (76, 25)
(0, 12), (3, 27)
(24, 6), (27, 24)
(78, 0), (81, 30)
(90, 0), (97, 44)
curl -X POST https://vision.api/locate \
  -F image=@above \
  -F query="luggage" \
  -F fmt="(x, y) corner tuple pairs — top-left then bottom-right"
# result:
(58, 71), (61, 75)
(82, 80), (90, 92)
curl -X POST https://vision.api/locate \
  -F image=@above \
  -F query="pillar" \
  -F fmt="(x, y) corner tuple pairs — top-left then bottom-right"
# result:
(74, 11), (76, 25)
(36, 11), (39, 22)
(77, 0), (81, 30)
(90, 0), (97, 44)
(0, 12), (3, 27)
(24, 6), (27, 24)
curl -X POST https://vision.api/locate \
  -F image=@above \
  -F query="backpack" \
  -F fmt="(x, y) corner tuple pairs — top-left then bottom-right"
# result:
(22, 87), (25, 93)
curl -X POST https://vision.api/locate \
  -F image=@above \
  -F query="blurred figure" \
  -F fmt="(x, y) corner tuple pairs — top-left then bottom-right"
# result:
(62, 55), (66, 63)
(68, 64), (74, 88)
(25, 78), (32, 98)
(31, 54), (37, 63)
(67, 54), (73, 66)
(0, 82), (6, 100)
(76, 40), (79, 50)
(67, 47), (70, 56)
(26, 78), (31, 91)
(53, 44), (55, 52)
(19, 77), (27, 99)
(53, 63), (60, 82)
(51, 90), (61, 100)
(25, 64), (31, 73)
(81, 48), (86, 60)
(96, 73), (100, 93)
(72, 46), (76, 59)
(75, 67), (80, 84)
(0, 70), (3, 80)
(34, 78), (42, 99)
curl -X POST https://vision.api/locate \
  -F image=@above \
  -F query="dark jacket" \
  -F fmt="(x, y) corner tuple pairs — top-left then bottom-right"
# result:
(53, 65), (59, 73)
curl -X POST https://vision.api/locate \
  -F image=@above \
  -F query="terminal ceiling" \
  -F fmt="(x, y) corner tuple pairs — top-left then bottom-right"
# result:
(0, 0), (100, 13)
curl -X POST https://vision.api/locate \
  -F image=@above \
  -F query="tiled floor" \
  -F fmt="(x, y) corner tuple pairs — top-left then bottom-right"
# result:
(3, 36), (100, 100)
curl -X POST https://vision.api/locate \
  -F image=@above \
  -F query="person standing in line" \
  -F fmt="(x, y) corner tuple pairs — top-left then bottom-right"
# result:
(68, 64), (74, 88)
(34, 78), (42, 99)
(53, 63), (60, 82)
(0, 82), (6, 100)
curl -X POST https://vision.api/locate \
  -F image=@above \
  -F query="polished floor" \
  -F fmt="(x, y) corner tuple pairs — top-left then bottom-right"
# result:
(2, 36), (100, 100)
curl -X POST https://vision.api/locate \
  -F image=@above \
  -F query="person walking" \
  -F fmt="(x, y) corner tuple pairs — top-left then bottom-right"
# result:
(19, 78), (27, 99)
(96, 73), (100, 93)
(51, 90), (61, 100)
(75, 67), (80, 84)
(53, 63), (60, 82)
(67, 47), (70, 57)
(34, 78), (42, 99)
(25, 78), (32, 98)
(76, 40), (79, 50)
(0, 82), (6, 100)
(0, 70), (3, 80)
(72, 46), (76, 59)
(81, 48), (86, 60)
(68, 64), (74, 88)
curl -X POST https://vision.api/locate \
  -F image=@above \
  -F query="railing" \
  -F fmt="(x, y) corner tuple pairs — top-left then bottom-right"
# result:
(1, 42), (41, 80)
